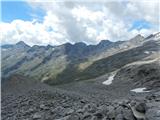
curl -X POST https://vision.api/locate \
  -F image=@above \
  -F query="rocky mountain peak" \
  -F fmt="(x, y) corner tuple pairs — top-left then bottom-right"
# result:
(129, 34), (145, 45)
(97, 40), (113, 48)
(15, 41), (30, 49)
(62, 42), (73, 47)
(46, 45), (54, 50)
(145, 34), (154, 40)
(74, 42), (87, 47)
(46, 44), (53, 48)
(16, 41), (28, 46)
(153, 32), (160, 40)
(144, 32), (160, 40)
(99, 40), (112, 44)
(133, 34), (144, 40)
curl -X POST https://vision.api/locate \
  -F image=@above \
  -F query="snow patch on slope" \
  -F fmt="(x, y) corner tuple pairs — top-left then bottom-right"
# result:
(41, 76), (49, 82)
(102, 73), (116, 85)
(131, 88), (150, 93)
(144, 51), (150, 54)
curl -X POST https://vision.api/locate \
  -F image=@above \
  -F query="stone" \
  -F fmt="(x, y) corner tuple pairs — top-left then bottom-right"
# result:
(115, 114), (124, 120)
(76, 108), (84, 113)
(90, 116), (98, 120)
(24, 108), (35, 115)
(135, 102), (146, 113)
(51, 106), (64, 114)
(145, 102), (160, 120)
(65, 108), (74, 115)
(145, 109), (160, 120)
(55, 115), (70, 120)
(83, 104), (97, 113)
(83, 112), (92, 120)
(40, 104), (49, 110)
(68, 114), (80, 120)
(122, 109), (135, 120)
(32, 113), (41, 120)
(107, 106), (116, 119)
(94, 112), (103, 119)
(80, 99), (86, 104)
(121, 102), (130, 109)
(115, 106), (123, 115)
(97, 105), (108, 115)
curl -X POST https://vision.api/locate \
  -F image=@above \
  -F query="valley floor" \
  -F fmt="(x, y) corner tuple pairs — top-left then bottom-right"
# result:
(2, 76), (160, 120)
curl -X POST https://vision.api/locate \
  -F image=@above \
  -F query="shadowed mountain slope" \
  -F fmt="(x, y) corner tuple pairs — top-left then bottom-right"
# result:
(1, 32), (160, 85)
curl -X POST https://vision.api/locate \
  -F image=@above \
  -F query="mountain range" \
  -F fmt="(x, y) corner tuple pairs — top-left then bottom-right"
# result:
(1, 32), (160, 85)
(2, 32), (160, 120)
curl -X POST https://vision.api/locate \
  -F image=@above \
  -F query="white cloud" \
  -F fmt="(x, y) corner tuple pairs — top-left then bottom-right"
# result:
(1, 0), (159, 46)
(86, 27), (97, 38)
(0, 19), (67, 46)
(71, 6), (105, 22)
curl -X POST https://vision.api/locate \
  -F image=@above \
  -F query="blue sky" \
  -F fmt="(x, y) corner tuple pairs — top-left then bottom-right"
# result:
(129, 20), (152, 31)
(0, 0), (158, 45)
(1, 1), (45, 22)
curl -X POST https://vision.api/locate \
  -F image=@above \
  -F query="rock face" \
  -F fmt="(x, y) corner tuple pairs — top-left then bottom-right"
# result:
(111, 60), (160, 91)
(80, 40), (160, 80)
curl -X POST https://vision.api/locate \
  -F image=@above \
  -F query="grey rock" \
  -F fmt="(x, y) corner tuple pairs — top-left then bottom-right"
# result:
(90, 116), (98, 120)
(97, 105), (108, 115)
(67, 114), (80, 120)
(55, 115), (70, 120)
(146, 102), (160, 108)
(51, 106), (64, 114)
(115, 106), (123, 115)
(145, 102), (160, 120)
(107, 106), (116, 119)
(135, 102), (146, 113)
(76, 108), (84, 114)
(115, 114), (124, 120)
(32, 113), (41, 120)
(94, 112), (103, 119)
(83, 112), (92, 120)
(145, 108), (160, 120)
(40, 104), (49, 110)
(122, 109), (135, 120)
(121, 101), (130, 109)
(83, 104), (97, 113)
(24, 108), (35, 115)
(65, 108), (74, 115)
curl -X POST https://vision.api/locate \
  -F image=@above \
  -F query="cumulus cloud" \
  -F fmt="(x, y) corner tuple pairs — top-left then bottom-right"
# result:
(0, 19), (67, 46)
(0, 0), (159, 45)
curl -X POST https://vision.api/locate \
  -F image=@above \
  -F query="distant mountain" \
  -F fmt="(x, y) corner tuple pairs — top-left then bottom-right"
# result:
(145, 32), (160, 40)
(1, 32), (160, 85)
(15, 41), (30, 48)
(97, 40), (113, 47)
(2, 41), (30, 49)
(79, 40), (160, 80)
(1, 44), (14, 49)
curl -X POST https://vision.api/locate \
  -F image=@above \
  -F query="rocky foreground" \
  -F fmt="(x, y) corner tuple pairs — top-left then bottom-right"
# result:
(2, 75), (160, 120)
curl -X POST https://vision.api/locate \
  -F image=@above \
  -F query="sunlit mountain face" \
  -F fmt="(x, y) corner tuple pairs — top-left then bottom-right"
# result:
(1, 1), (160, 120)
